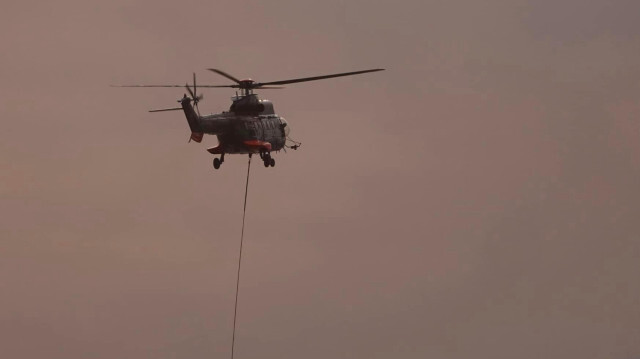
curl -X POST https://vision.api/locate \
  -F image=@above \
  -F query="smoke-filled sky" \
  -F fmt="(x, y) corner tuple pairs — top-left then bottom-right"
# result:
(2, 1), (640, 358)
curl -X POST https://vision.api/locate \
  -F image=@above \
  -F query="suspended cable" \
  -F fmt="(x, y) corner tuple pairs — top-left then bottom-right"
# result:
(231, 154), (252, 359)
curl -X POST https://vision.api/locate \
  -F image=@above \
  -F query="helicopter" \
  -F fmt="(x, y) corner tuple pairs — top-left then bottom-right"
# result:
(114, 68), (384, 169)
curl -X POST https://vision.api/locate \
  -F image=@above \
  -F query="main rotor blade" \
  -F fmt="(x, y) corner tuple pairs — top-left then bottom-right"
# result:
(207, 69), (242, 84)
(111, 84), (233, 88)
(257, 68), (384, 86)
(111, 84), (186, 88)
(149, 107), (183, 113)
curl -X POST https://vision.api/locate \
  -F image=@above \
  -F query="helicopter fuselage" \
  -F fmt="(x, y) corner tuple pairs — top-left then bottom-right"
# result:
(181, 94), (289, 157)
(116, 67), (383, 169)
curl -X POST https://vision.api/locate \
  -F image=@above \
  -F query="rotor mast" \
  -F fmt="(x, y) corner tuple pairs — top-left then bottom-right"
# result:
(239, 80), (256, 97)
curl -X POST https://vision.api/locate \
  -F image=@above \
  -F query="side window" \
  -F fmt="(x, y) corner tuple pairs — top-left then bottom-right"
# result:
(244, 122), (256, 136)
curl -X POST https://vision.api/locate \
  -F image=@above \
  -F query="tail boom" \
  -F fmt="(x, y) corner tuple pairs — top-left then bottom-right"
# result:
(180, 96), (203, 142)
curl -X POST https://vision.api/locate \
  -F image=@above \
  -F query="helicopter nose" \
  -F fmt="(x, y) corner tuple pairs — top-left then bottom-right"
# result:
(280, 117), (290, 137)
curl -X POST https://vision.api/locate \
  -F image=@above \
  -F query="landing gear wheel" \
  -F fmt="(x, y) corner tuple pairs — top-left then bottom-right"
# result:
(269, 158), (275, 167)
(263, 159), (270, 167)
(213, 157), (221, 169)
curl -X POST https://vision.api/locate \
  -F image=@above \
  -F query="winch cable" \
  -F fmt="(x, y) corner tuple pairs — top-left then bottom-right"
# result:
(231, 154), (252, 359)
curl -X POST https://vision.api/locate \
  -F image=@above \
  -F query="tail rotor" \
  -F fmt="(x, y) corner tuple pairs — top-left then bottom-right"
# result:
(185, 72), (203, 116)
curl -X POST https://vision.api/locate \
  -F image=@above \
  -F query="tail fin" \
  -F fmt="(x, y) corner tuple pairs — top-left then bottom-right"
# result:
(180, 95), (203, 142)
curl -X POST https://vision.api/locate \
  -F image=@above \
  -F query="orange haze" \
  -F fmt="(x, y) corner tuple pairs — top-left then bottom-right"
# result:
(1, 0), (640, 358)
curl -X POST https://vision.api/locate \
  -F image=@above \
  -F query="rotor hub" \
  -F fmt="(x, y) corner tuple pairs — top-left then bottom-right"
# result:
(239, 79), (256, 89)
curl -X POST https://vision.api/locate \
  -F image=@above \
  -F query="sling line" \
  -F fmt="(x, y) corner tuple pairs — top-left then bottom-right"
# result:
(231, 154), (251, 359)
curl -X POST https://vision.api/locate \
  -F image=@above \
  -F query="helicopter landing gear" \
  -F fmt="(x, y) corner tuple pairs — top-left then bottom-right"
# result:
(259, 151), (275, 168)
(213, 153), (225, 169)
(263, 157), (275, 167)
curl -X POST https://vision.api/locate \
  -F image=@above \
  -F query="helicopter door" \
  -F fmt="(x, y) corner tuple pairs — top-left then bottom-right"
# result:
(242, 121), (257, 139)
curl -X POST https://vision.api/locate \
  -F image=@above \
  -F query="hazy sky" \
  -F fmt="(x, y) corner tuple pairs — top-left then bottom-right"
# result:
(2, 1), (640, 358)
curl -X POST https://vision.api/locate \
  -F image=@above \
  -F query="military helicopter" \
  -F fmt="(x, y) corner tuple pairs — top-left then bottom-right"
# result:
(114, 68), (384, 169)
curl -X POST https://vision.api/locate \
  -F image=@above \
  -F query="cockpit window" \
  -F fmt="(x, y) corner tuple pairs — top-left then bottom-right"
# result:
(280, 117), (290, 137)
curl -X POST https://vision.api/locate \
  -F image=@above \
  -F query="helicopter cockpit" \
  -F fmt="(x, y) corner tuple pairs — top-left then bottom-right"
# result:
(280, 117), (290, 137)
